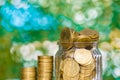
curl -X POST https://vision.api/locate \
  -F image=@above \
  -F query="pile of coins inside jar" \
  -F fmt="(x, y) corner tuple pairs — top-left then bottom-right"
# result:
(21, 56), (53, 80)
(59, 28), (99, 80)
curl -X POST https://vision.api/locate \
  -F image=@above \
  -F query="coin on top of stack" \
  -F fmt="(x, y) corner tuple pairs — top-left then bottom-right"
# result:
(60, 27), (76, 50)
(79, 28), (99, 41)
(38, 56), (53, 80)
(21, 67), (36, 80)
(73, 34), (92, 49)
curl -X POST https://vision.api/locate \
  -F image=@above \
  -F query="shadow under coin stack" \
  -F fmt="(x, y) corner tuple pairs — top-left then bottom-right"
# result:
(21, 67), (37, 80)
(38, 56), (53, 80)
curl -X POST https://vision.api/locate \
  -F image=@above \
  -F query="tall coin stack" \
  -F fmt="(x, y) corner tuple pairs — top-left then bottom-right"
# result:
(38, 56), (53, 80)
(21, 67), (37, 80)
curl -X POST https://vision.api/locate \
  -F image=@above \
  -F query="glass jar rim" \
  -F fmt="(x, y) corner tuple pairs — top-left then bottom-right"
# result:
(58, 41), (98, 44)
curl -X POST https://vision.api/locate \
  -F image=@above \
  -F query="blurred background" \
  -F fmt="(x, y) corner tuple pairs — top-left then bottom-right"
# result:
(0, 0), (120, 80)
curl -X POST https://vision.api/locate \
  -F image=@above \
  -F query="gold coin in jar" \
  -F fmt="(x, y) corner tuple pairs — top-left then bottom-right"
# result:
(74, 49), (93, 65)
(63, 58), (80, 77)
(60, 27), (74, 49)
(79, 28), (99, 41)
(63, 73), (79, 80)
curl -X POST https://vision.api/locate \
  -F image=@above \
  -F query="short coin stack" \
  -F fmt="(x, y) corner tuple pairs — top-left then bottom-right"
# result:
(21, 67), (36, 80)
(38, 56), (53, 80)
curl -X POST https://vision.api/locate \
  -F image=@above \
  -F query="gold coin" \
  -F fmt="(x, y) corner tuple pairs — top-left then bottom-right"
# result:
(79, 69), (93, 80)
(38, 75), (52, 78)
(38, 70), (53, 73)
(63, 73), (79, 80)
(21, 76), (36, 79)
(38, 60), (53, 63)
(81, 58), (95, 69)
(38, 64), (53, 68)
(74, 35), (92, 42)
(92, 69), (96, 78)
(79, 28), (99, 41)
(38, 66), (53, 71)
(38, 72), (52, 77)
(56, 72), (62, 80)
(38, 56), (53, 59)
(70, 28), (79, 41)
(60, 77), (63, 80)
(63, 58), (80, 77)
(38, 63), (53, 68)
(21, 71), (36, 74)
(80, 68), (93, 77)
(38, 57), (53, 60)
(89, 31), (99, 39)
(37, 77), (52, 80)
(60, 27), (73, 49)
(38, 65), (53, 70)
(60, 42), (73, 50)
(64, 49), (75, 58)
(38, 62), (53, 65)
(21, 78), (36, 80)
(83, 56), (95, 66)
(80, 28), (99, 37)
(21, 72), (36, 77)
(74, 49), (93, 65)
(22, 67), (36, 72)
(90, 37), (99, 41)
(38, 59), (53, 63)
(79, 61), (95, 79)
(38, 63), (53, 67)
(56, 70), (63, 80)
(38, 68), (53, 71)
(38, 68), (53, 72)
(60, 60), (64, 72)
(73, 35), (93, 49)
(79, 74), (92, 80)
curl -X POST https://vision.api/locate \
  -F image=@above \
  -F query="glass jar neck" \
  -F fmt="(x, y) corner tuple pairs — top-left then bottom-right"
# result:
(73, 42), (98, 48)
(59, 41), (98, 50)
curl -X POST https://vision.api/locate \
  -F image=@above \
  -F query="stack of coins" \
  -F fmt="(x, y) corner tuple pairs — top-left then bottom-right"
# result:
(21, 67), (36, 80)
(38, 56), (53, 80)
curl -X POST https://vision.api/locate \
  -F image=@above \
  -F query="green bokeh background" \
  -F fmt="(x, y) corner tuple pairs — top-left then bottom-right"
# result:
(0, 0), (120, 80)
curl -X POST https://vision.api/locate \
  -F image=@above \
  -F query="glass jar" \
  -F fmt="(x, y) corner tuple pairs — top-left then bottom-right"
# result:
(55, 42), (102, 80)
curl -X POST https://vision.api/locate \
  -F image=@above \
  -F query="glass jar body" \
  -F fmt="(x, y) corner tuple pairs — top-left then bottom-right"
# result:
(55, 42), (102, 80)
